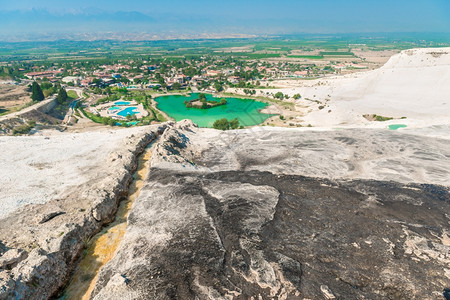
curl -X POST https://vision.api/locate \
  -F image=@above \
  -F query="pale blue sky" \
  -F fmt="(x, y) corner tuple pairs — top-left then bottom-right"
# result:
(0, 0), (449, 34)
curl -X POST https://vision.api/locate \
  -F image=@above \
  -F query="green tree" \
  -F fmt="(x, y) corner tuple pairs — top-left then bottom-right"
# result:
(229, 118), (239, 129)
(213, 118), (230, 130)
(31, 82), (45, 102)
(107, 118), (116, 126)
(172, 82), (181, 90)
(57, 88), (68, 104)
(213, 118), (240, 130)
(40, 82), (53, 90)
(293, 93), (302, 100)
(214, 81), (223, 92)
(158, 77), (166, 86)
(274, 92), (284, 100)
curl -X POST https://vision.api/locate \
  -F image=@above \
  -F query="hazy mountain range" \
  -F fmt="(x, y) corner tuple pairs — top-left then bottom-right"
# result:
(1, 8), (449, 42)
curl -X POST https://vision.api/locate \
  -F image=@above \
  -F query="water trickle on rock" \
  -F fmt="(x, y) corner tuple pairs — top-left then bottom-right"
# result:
(61, 145), (153, 300)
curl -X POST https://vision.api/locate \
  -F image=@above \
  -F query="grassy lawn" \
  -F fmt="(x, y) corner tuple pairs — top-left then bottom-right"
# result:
(79, 107), (104, 123)
(67, 90), (78, 99)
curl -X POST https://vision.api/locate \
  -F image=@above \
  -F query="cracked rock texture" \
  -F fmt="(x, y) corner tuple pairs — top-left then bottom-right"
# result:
(0, 124), (167, 300)
(92, 122), (450, 300)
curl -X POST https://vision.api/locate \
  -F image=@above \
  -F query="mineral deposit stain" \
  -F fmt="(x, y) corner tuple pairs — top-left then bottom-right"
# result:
(62, 146), (153, 300)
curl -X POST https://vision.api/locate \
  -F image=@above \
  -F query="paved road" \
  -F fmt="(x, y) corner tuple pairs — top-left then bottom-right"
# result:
(62, 88), (85, 124)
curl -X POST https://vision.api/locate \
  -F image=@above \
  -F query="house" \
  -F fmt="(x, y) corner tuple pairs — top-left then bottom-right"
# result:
(147, 83), (161, 89)
(227, 76), (241, 84)
(292, 71), (308, 78)
(222, 69), (234, 75)
(25, 71), (55, 80)
(191, 75), (206, 86)
(257, 66), (267, 72)
(206, 70), (222, 77)
(102, 78), (115, 85)
(80, 77), (94, 87)
(173, 75), (186, 84)
(131, 75), (144, 83)
(266, 68), (279, 76)
(62, 76), (81, 84)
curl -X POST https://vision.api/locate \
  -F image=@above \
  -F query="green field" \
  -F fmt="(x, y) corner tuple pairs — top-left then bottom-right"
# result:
(244, 53), (282, 59)
(320, 51), (355, 56)
(287, 55), (324, 59)
(1, 33), (448, 63)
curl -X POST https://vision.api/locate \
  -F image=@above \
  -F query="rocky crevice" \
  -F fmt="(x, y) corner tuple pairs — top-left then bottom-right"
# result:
(0, 124), (168, 300)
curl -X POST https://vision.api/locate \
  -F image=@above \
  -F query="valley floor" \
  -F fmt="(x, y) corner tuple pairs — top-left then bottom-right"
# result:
(0, 47), (449, 300)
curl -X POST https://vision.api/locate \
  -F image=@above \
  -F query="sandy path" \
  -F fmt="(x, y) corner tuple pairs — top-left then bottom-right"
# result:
(0, 96), (56, 121)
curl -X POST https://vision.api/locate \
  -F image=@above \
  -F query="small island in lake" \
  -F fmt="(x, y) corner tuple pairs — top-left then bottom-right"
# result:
(184, 93), (227, 109)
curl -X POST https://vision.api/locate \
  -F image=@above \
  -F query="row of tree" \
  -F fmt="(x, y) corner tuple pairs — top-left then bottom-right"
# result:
(31, 81), (68, 103)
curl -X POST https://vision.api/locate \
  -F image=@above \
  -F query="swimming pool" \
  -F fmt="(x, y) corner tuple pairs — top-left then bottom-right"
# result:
(388, 124), (407, 130)
(117, 107), (140, 117)
(115, 101), (131, 105)
(108, 106), (121, 111)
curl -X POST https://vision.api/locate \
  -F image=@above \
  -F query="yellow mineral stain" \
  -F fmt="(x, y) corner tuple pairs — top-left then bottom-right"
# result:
(63, 146), (153, 300)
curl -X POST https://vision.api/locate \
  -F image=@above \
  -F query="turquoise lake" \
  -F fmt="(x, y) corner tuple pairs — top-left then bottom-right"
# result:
(155, 93), (275, 128)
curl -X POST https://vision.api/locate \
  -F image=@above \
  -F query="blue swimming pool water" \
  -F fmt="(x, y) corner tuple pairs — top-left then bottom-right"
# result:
(108, 106), (121, 111)
(117, 107), (139, 117)
(388, 124), (407, 130)
(115, 101), (131, 105)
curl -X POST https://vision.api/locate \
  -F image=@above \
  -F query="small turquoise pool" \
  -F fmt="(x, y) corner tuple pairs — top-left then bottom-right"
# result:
(389, 124), (407, 130)
(117, 107), (139, 117)
(115, 101), (131, 105)
(108, 106), (121, 111)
